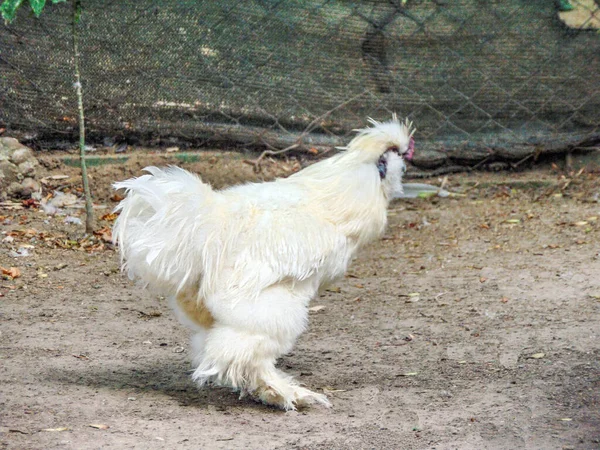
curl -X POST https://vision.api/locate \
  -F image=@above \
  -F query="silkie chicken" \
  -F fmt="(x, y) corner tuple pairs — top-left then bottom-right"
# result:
(112, 115), (415, 410)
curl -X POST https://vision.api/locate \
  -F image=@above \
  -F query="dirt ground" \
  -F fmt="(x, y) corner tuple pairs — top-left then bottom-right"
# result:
(1, 150), (599, 450)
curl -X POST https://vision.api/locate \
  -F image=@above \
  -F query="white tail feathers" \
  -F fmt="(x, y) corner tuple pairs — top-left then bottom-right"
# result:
(112, 166), (216, 295)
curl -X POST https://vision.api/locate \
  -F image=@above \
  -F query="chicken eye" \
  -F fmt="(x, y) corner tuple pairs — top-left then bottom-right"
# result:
(377, 155), (387, 179)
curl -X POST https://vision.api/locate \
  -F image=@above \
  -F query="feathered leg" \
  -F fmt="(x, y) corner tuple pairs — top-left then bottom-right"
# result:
(192, 283), (331, 410)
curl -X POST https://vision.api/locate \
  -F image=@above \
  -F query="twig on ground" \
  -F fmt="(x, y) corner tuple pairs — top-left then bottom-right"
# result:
(511, 153), (534, 169)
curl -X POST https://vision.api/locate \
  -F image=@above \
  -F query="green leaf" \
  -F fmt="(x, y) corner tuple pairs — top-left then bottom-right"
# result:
(1, 0), (24, 22)
(29, 0), (46, 17)
(51, 0), (66, 3)
(557, 0), (574, 11)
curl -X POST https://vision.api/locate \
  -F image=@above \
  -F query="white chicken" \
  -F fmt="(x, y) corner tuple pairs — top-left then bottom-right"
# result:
(112, 115), (415, 410)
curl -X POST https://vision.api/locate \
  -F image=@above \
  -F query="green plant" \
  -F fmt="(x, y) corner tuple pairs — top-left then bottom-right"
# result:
(2, 0), (95, 234)
(1, 0), (65, 23)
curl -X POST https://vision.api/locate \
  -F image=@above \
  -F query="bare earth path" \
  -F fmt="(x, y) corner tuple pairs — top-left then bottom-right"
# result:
(1, 153), (599, 449)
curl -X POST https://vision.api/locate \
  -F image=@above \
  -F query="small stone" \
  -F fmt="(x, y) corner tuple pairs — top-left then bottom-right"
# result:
(11, 147), (34, 165)
(20, 178), (41, 197)
(0, 137), (25, 152)
(0, 160), (20, 184)
(17, 160), (36, 177)
(7, 181), (24, 197)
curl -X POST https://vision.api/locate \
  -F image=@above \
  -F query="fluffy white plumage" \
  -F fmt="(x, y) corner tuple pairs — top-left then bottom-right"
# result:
(113, 115), (415, 410)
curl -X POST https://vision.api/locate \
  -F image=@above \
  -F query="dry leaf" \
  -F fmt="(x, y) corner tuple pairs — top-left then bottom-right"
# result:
(1, 267), (21, 279)
(43, 427), (69, 432)
(529, 353), (545, 359)
(110, 193), (125, 202)
(100, 212), (118, 222)
(89, 424), (110, 430)
(94, 227), (113, 243)
(309, 305), (326, 312)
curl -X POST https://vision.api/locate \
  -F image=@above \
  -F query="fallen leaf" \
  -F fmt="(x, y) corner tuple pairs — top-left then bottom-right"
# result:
(500, 297), (509, 303)
(94, 227), (112, 243)
(479, 277), (487, 283)
(1, 267), (21, 279)
(110, 193), (125, 202)
(354, 284), (364, 289)
(309, 305), (326, 312)
(504, 219), (520, 224)
(43, 427), (69, 432)
(322, 387), (346, 393)
(22, 199), (38, 208)
(529, 353), (545, 359)
(398, 372), (418, 376)
(325, 287), (341, 293)
(100, 212), (118, 222)
(402, 292), (421, 303)
(89, 424), (109, 430)
(559, 418), (572, 422)
(307, 147), (319, 155)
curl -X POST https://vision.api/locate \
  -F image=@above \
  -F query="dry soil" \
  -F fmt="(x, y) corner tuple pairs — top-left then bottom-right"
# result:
(1, 151), (599, 449)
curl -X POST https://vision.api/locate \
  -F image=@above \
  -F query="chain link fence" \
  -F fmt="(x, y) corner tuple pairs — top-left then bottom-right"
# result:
(1, 0), (599, 171)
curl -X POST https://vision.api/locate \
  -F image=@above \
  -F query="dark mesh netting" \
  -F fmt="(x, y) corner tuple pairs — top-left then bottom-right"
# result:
(1, 0), (599, 168)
